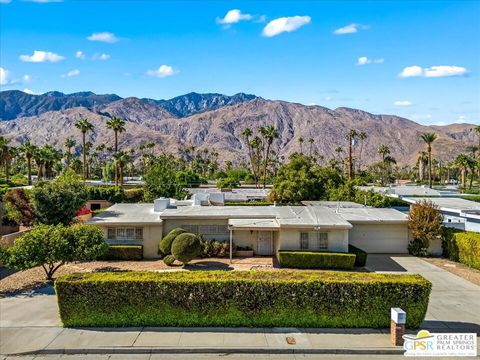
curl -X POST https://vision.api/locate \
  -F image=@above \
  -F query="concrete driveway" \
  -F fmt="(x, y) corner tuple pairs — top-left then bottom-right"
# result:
(366, 254), (480, 332)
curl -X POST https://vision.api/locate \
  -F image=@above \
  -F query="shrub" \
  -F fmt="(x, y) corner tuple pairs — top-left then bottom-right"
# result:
(216, 177), (240, 189)
(171, 232), (201, 265)
(163, 254), (176, 266)
(55, 270), (431, 328)
(442, 228), (480, 270)
(278, 251), (356, 270)
(348, 245), (367, 267)
(159, 228), (186, 255)
(200, 238), (230, 258)
(2, 188), (35, 226)
(75, 208), (92, 216)
(408, 200), (442, 256)
(3, 224), (107, 280)
(124, 188), (144, 203)
(100, 246), (143, 260)
(87, 186), (124, 203)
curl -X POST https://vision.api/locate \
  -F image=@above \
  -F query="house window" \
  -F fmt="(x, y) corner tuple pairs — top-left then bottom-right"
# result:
(107, 227), (143, 241)
(300, 232), (328, 250)
(181, 224), (229, 241)
(300, 232), (309, 249)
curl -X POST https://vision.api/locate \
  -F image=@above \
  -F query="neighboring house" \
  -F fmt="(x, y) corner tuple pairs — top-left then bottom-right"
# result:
(89, 198), (419, 259)
(402, 197), (480, 233)
(357, 185), (459, 197)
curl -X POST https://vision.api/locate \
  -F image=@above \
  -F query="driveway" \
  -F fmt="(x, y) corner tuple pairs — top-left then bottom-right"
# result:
(366, 254), (480, 332)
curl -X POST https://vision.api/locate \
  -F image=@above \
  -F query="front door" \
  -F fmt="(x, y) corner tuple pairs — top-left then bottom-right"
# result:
(257, 231), (273, 255)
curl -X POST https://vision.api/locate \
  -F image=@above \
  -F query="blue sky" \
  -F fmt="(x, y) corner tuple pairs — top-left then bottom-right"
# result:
(1, 0), (479, 126)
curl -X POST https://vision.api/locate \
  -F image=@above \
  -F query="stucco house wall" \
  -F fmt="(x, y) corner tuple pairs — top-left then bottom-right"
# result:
(277, 228), (349, 253)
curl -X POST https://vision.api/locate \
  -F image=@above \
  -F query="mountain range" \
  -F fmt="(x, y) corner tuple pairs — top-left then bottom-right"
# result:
(0, 90), (475, 166)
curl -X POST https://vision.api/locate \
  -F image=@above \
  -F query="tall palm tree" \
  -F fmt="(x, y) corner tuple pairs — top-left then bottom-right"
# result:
(64, 138), (76, 166)
(377, 144), (391, 186)
(420, 132), (437, 188)
(298, 137), (304, 154)
(112, 151), (131, 187)
(455, 154), (474, 189)
(259, 125), (279, 188)
(242, 127), (257, 186)
(347, 129), (358, 180)
(357, 131), (367, 172)
(377, 144), (390, 162)
(20, 141), (37, 185)
(417, 151), (429, 182)
(106, 117), (126, 187)
(0, 136), (11, 181)
(308, 138), (315, 156)
(75, 118), (94, 181)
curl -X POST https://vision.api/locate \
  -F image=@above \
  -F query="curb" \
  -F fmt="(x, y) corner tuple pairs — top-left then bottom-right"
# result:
(17, 347), (406, 356)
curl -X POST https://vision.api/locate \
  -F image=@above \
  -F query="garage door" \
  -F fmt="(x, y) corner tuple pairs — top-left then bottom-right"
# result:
(348, 224), (409, 253)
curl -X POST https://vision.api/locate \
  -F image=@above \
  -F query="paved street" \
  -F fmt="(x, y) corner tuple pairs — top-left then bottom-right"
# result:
(1, 256), (479, 356)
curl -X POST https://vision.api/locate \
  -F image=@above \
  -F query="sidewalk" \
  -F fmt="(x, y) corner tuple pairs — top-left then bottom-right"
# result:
(1, 326), (405, 356)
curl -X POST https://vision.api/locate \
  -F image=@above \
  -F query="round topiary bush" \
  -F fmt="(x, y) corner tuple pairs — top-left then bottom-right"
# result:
(163, 254), (176, 266)
(159, 228), (186, 255)
(171, 232), (201, 265)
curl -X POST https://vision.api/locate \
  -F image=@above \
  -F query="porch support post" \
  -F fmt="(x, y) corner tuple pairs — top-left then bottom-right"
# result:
(229, 229), (233, 263)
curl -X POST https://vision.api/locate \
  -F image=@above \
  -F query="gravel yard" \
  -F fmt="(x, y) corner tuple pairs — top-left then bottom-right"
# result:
(0, 257), (275, 297)
(423, 257), (480, 286)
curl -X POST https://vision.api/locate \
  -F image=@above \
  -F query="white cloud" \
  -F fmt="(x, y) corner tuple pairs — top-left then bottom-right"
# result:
(393, 100), (413, 106)
(334, 23), (367, 35)
(75, 50), (85, 59)
(357, 56), (384, 65)
(61, 69), (80, 78)
(424, 65), (467, 78)
(19, 50), (64, 63)
(0, 67), (10, 85)
(146, 65), (176, 78)
(23, 74), (31, 82)
(23, 88), (35, 94)
(92, 53), (110, 61)
(399, 65), (467, 78)
(217, 9), (253, 25)
(87, 32), (119, 43)
(262, 16), (311, 37)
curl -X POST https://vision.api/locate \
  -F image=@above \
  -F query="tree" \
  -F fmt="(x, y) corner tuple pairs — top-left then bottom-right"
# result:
(2, 224), (107, 280)
(144, 155), (186, 201)
(308, 138), (315, 156)
(377, 144), (391, 186)
(298, 137), (304, 154)
(216, 177), (240, 189)
(2, 188), (35, 226)
(112, 150), (131, 187)
(407, 200), (442, 256)
(64, 138), (76, 167)
(75, 118), (94, 181)
(420, 132), (437, 189)
(20, 141), (37, 185)
(417, 151), (428, 182)
(357, 131), (367, 172)
(347, 129), (357, 180)
(171, 232), (202, 266)
(259, 125), (279, 188)
(455, 154), (474, 189)
(32, 169), (88, 225)
(106, 116), (126, 187)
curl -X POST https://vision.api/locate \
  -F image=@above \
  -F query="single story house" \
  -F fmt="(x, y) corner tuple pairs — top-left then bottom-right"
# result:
(402, 196), (480, 233)
(88, 198), (429, 259)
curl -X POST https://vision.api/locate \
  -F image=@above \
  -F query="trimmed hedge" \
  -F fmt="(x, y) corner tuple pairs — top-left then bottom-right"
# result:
(99, 246), (143, 260)
(348, 245), (368, 267)
(278, 251), (356, 270)
(55, 270), (431, 328)
(442, 228), (480, 270)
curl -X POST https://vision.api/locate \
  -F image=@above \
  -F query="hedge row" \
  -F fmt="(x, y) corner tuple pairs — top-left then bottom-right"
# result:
(278, 251), (356, 270)
(99, 246), (143, 260)
(442, 228), (480, 270)
(55, 270), (431, 328)
(348, 245), (368, 267)
(86, 186), (144, 203)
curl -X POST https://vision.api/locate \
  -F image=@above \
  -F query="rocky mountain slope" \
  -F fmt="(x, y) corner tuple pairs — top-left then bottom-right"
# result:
(0, 91), (475, 166)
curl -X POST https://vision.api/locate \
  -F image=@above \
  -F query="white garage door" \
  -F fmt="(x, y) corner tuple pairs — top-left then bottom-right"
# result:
(349, 224), (409, 253)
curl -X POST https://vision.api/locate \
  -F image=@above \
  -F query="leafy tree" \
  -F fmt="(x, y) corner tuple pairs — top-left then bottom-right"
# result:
(32, 169), (88, 225)
(144, 156), (186, 201)
(420, 132), (437, 188)
(2, 188), (35, 226)
(216, 177), (240, 189)
(176, 169), (202, 188)
(407, 200), (442, 256)
(75, 118), (94, 181)
(2, 224), (107, 280)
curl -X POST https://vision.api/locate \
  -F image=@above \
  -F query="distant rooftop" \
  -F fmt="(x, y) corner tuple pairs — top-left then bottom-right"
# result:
(402, 197), (480, 212)
(88, 203), (161, 225)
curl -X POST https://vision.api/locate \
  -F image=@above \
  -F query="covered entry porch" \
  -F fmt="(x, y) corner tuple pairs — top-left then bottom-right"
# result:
(227, 218), (280, 260)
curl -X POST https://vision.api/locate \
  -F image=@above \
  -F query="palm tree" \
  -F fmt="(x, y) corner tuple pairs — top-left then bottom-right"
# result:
(20, 141), (37, 185)
(64, 138), (76, 166)
(308, 138), (315, 156)
(298, 137), (304, 154)
(377, 144), (391, 186)
(242, 127), (257, 186)
(347, 129), (357, 180)
(455, 154), (474, 189)
(75, 118), (94, 181)
(112, 151), (131, 187)
(0, 136), (11, 181)
(259, 125), (279, 188)
(420, 132), (437, 188)
(357, 131), (367, 172)
(417, 151), (429, 182)
(106, 117), (126, 187)
(377, 144), (390, 162)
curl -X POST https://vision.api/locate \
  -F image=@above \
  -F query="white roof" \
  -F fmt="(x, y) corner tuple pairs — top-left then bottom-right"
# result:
(302, 201), (365, 208)
(187, 188), (270, 201)
(88, 203), (161, 225)
(336, 207), (408, 224)
(228, 218), (280, 230)
(403, 197), (480, 213)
